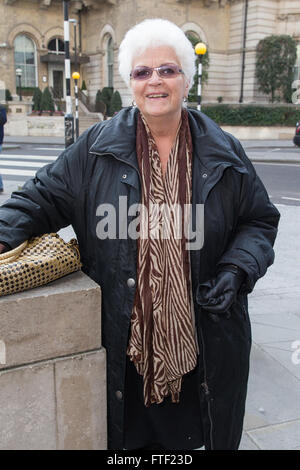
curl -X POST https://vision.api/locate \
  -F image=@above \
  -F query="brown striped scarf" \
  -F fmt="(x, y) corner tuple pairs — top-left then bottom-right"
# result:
(127, 109), (198, 407)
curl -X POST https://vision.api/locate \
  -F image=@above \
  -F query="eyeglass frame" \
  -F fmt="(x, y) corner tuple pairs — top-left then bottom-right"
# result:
(130, 63), (185, 81)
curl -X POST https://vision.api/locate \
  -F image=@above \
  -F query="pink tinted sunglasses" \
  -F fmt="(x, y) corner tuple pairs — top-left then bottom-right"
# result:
(130, 64), (184, 81)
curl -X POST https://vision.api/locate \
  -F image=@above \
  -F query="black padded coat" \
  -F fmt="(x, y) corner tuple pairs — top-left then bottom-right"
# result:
(0, 108), (280, 449)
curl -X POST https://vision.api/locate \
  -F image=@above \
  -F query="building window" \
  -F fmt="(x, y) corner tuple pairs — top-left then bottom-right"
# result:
(293, 44), (300, 81)
(14, 35), (37, 87)
(48, 38), (65, 55)
(107, 36), (114, 87)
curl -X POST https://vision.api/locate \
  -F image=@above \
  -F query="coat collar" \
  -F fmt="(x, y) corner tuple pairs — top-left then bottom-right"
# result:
(89, 106), (247, 174)
(89, 107), (138, 164)
(187, 108), (247, 173)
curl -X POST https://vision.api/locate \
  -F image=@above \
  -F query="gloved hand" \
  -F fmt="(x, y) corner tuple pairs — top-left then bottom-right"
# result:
(196, 264), (246, 321)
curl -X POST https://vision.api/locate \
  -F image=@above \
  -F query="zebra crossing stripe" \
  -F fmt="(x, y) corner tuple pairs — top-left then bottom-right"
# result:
(0, 160), (49, 168)
(1, 154), (57, 161)
(0, 169), (36, 176)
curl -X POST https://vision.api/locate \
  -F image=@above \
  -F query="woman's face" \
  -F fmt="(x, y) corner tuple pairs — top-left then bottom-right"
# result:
(130, 45), (189, 123)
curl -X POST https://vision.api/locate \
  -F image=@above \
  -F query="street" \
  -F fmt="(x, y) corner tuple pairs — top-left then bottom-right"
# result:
(0, 143), (64, 182)
(1, 140), (300, 206)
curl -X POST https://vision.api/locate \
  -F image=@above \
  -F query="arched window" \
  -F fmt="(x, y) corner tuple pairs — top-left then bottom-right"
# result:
(107, 36), (114, 88)
(186, 30), (200, 45)
(14, 35), (37, 87)
(48, 38), (65, 55)
(185, 30), (209, 102)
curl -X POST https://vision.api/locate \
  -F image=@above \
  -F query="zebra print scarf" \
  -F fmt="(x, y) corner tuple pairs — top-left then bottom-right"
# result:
(127, 109), (198, 407)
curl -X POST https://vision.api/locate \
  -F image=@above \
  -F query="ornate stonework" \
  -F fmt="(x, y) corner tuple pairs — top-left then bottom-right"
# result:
(1, 0), (299, 105)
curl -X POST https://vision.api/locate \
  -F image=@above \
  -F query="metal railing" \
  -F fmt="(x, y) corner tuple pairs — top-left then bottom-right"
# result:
(78, 89), (95, 112)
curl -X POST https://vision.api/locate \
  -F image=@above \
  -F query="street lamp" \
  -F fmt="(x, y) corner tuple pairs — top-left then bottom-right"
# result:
(194, 42), (207, 111)
(63, 0), (74, 148)
(69, 18), (78, 73)
(16, 67), (22, 102)
(72, 71), (80, 140)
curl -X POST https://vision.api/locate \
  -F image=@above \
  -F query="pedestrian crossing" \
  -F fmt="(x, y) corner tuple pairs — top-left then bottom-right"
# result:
(0, 151), (60, 180)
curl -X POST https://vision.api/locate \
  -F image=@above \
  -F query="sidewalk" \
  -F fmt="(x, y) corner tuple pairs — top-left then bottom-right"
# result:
(0, 179), (299, 449)
(242, 140), (300, 164)
(240, 203), (300, 450)
(3, 136), (65, 145)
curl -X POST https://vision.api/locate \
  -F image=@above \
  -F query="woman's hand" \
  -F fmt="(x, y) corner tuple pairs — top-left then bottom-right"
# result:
(196, 265), (246, 320)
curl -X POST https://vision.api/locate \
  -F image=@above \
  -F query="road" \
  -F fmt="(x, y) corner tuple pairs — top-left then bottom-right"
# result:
(244, 141), (300, 206)
(253, 162), (300, 206)
(0, 141), (299, 206)
(0, 143), (64, 182)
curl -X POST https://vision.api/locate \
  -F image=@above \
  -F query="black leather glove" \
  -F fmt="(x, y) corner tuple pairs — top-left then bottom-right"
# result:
(196, 264), (246, 321)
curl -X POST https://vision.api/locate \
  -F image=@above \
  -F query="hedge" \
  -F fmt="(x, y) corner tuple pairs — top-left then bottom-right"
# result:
(195, 104), (300, 126)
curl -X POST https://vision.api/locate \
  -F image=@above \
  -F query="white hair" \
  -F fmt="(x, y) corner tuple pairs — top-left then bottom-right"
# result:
(118, 18), (196, 91)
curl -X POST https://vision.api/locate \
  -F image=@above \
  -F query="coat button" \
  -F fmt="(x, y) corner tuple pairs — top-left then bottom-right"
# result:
(127, 278), (135, 288)
(202, 173), (208, 178)
(122, 174), (127, 179)
(116, 390), (123, 400)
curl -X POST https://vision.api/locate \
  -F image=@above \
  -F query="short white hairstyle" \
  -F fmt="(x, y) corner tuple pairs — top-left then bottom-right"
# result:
(118, 18), (196, 91)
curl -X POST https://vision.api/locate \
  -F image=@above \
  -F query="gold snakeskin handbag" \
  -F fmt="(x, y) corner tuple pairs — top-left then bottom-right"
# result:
(0, 233), (82, 297)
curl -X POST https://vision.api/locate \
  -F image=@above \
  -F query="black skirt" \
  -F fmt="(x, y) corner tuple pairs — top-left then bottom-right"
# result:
(123, 355), (204, 450)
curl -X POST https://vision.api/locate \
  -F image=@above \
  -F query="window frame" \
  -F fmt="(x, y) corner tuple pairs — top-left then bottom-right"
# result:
(14, 34), (38, 88)
(107, 35), (114, 88)
(48, 38), (65, 55)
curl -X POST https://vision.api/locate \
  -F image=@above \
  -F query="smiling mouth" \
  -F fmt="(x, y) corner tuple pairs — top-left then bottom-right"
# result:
(146, 93), (169, 99)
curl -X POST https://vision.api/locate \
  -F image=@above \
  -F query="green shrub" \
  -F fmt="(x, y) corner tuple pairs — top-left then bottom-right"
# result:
(110, 90), (122, 115)
(100, 87), (114, 116)
(20, 87), (37, 94)
(255, 35), (297, 103)
(81, 80), (87, 91)
(40, 87), (55, 112)
(5, 89), (13, 101)
(197, 104), (300, 126)
(95, 89), (106, 114)
(32, 87), (42, 111)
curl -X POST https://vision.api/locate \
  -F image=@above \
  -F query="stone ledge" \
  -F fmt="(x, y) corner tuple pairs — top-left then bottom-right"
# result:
(221, 125), (295, 140)
(0, 349), (107, 450)
(0, 270), (106, 450)
(0, 271), (102, 370)
(5, 115), (65, 137)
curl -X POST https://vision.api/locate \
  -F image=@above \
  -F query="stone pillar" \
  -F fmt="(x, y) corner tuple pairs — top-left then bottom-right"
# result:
(0, 271), (106, 450)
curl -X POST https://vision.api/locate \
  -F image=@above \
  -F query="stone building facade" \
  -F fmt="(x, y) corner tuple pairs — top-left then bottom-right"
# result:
(0, 0), (300, 107)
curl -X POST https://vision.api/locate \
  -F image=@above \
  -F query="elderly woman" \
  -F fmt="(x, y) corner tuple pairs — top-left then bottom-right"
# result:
(0, 19), (279, 450)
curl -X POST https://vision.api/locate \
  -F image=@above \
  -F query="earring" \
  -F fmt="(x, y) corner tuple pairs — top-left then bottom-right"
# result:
(183, 97), (188, 103)
(132, 100), (136, 107)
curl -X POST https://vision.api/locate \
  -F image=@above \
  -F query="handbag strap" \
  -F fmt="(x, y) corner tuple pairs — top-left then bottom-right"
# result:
(0, 240), (28, 265)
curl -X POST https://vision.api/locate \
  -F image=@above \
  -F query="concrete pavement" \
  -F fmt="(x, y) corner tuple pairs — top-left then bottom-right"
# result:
(3, 136), (65, 145)
(240, 203), (300, 450)
(242, 140), (300, 164)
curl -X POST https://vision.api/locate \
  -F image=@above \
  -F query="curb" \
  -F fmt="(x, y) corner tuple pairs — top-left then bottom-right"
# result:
(2, 145), (21, 150)
(250, 158), (300, 164)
